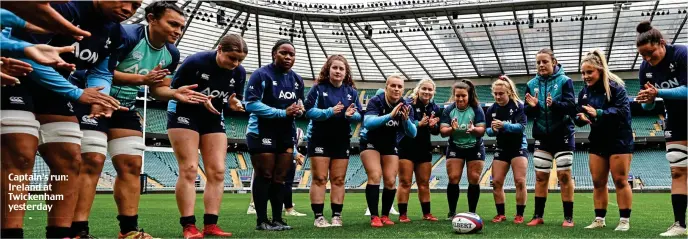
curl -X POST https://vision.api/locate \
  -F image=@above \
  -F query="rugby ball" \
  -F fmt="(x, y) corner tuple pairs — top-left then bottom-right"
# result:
(452, 212), (483, 234)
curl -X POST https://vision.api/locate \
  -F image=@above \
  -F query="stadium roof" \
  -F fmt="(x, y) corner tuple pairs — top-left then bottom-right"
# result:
(126, 0), (688, 81)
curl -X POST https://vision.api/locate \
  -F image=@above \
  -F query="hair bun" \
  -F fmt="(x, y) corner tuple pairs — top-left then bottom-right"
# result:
(636, 20), (653, 33)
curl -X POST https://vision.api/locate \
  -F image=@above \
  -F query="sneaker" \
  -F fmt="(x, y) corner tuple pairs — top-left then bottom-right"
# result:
(660, 222), (687, 236)
(330, 216), (343, 227)
(314, 216), (331, 228)
(527, 217), (544, 226)
(390, 207), (400, 215)
(585, 218), (606, 229)
(255, 221), (281, 231)
(247, 203), (256, 215)
(422, 213), (438, 222)
(615, 219), (630, 231)
(182, 225), (203, 239)
(203, 224), (232, 237)
(282, 203), (296, 212)
(285, 209), (307, 217)
(492, 215), (506, 223)
(562, 218), (574, 227)
(272, 219), (292, 230)
(118, 228), (152, 239)
(399, 214), (411, 223)
(370, 216), (383, 228)
(380, 215), (395, 225)
(514, 215), (524, 224)
(75, 231), (97, 239)
(365, 208), (371, 216)
(446, 212), (456, 220)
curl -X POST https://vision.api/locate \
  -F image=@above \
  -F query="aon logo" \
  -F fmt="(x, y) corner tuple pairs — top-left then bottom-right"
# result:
(386, 120), (400, 127)
(201, 88), (230, 99)
(279, 90), (296, 100)
(71, 42), (98, 64)
(654, 78), (680, 89)
(122, 64), (152, 75)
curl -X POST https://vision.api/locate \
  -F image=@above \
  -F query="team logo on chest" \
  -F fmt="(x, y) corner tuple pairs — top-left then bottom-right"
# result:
(646, 73), (653, 79)
(417, 108), (421, 113)
(229, 78), (235, 87)
(509, 109), (513, 115)
(201, 73), (210, 81)
(347, 94), (352, 101)
(279, 90), (296, 100)
(553, 84), (558, 90)
(670, 63), (675, 72)
(132, 51), (143, 60)
(273, 81), (278, 85)
(295, 82), (299, 89)
(104, 37), (111, 49)
(492, 113), (496, 118)
(323, 92), (328, 97)
(582, 94), (587, 99)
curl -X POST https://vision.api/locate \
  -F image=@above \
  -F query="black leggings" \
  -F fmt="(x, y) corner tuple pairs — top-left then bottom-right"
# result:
(251, 152), (293, 223)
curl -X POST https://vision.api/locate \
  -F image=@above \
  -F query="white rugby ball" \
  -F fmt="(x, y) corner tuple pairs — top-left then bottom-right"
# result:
(452, 212), (483, 234)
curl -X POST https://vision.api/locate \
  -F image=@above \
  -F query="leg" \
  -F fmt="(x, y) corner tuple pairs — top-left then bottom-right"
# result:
(446, 158), (465, 216)
(251, 153), (275, 225)
(283, 161), (296, 211)
(329, 158), (348, 217)
(396, 159), (414, 216)
(414, 162), (432, 216)
(1, 133), (38, 235)
(309, 157), (330, 218)
(361, 150), (382, 217)
(586, 153), (609, 228)
(555, 151), (575, 221)
(71, 150), (105, 236)
(512, 157), (528, 217)
(36, 115), (84, 237)
(380, 155), (399, 217)
(610, 154), (633, 218)
(466, 160), (484, 213)
(532, 150), (553, 221)
(199, 133), (228, 220)
(666, 142), (688, 231)
(168, 129), (200, 220)
(109, 129), (146, 235)
(269, 150), (294, 224)
(491, 160), (509, 217)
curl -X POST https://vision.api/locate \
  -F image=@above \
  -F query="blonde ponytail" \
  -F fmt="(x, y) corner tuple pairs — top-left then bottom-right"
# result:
(581, 49), (625, 102)
(492, 75), (522, 104)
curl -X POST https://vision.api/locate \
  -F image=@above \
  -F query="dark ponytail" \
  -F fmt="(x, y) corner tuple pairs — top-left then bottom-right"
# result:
(636, 20), (664, 46)
(451, 79), (479, 108)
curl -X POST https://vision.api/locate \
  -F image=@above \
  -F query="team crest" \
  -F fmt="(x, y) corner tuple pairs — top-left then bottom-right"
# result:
(132, 51), (143, 60)
(670, 63), (675, 72)
(201, 73), (210, 80)
(323, 92), (328, 97)
(229, 78), (235, 87)
(273, 81), (278, 85)
(295, 82), (299, 89)
(582, 94), (587, 99)
(347, 94), (352, 101)
(646, 73), (653, 78)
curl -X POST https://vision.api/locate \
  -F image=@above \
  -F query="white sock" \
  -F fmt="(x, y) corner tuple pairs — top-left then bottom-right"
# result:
(620, 218), (629, 222)
(595, 217), (605, 221)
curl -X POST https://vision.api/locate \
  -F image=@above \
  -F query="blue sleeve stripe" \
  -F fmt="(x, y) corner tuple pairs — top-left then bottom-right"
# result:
(657, 85), (687, 100)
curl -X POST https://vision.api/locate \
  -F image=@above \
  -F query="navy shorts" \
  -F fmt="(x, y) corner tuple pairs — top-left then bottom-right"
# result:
(359, 139), (398, 156)
(664, 118), (687, 142)
(588, 141), (633, 158)
(1, 84), (33, 112)
(75, 104), (142, 133)
(25, 79), (76, 116)
(399, 147), (433, 163)
(307, 138), (350, 159)
(246, 133), (294, 154)
(445, 141), (485, 161)
(533, 133), (575, 155)
(493, 148), (529, 163)
(167, 111), (225, 135)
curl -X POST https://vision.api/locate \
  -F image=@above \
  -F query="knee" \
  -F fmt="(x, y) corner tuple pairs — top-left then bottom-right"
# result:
(206, 170), (225, 183)
(330, 176), (345, 188)
(49, 148), (82, 175)
(383, 178), (396, 189)
(469, 172), (481, 184)
(492, 180), (504, 189)
(515, 178), (526, 189)
(179, 164), (198, 181)
(558, 174), (571, 185)
(671, 167), (687, 179)
(367, 172), (381, 183)
(114, 157), (142, 176)
(448, 174), (460, 184)
(5, 149), (36, 171)
(592, 179), (608, 189)
(417, 181), (429, 191)
(81, 154), (106, 175)
(312, 174), (328, 186)
(535, 174), (549, 182)
(613, 176), (628, 189)
(399, 178), (412, 189)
